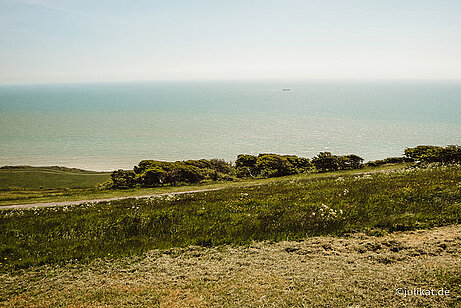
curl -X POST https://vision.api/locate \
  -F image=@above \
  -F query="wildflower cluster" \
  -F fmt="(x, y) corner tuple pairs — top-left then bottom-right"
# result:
(311, 204), (343, 220)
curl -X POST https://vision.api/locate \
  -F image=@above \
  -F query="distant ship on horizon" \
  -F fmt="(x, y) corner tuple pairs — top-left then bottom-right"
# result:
(282, 88), (291, 91)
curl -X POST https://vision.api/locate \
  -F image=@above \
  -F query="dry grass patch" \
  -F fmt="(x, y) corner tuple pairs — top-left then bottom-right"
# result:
(1, 224), (460, 307)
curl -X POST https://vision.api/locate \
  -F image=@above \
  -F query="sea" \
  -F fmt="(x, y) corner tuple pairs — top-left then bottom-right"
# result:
(0, 80), (460, 171)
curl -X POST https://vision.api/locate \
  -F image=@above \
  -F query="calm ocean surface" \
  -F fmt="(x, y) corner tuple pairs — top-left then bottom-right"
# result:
(1, 81), (460, 171)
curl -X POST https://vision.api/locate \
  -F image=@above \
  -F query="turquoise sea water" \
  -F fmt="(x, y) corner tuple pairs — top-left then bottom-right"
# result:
(1, 81), (460, 171)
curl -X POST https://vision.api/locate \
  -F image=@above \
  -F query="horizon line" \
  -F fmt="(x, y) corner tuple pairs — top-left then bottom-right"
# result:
(2, 77), (461, 87)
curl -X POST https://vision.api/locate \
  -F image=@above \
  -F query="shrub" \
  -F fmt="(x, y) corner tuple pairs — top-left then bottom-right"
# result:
(284, 155), (312, 173)
(183, 159), (213, 169)
(404, 145), (445, 162)
(404, 145), (461, 164)
(111, 170), (137, 189)
(440, 145), (461, 164)
(255, 154), (296, 178)
(236, 154), (311, 178)
(235, 154), (258, 178)
(167, 163), (204, 185)
(209, 158), (234, 174)
(366, 157), (413, 167)
(185, 158), (234, 180)
(338, 154), (364, 170)
(312, 152), (341, 172)
(312, 152), (364, 172)
(131, 159), (225, 187)
(138, 167), (168, 187)
(134, 160), (174, 174)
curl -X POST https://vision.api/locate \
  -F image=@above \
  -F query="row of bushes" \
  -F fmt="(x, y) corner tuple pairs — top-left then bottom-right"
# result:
(313, 152), (364, 172)
(111, 152), (365, 189)
(235, 152), (364, 178)
(235, 154), (311, 178)
(110, 145), (460, 189)
(363, 145), (461, 167)
(111, 159), (234, 189)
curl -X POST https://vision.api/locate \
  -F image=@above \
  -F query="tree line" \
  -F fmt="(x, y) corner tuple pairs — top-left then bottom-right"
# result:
(110, 145), (460, 189)
(110, 151), (364, 189)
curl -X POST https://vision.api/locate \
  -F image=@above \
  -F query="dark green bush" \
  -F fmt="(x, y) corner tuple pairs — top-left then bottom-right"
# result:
(111, 170), (137, 189)
(167, 164), (204, 185)
(366, 156), (414, 167)
(405, 145), (461, 164)
(312, 152), (364, 172)
(123, 159), (233, 187)
(235, 154), (258, 178)
(312, 152), (340, 172)
(284, 155), (312, 173)
(255, 154), (297, 178)
(138, 167), (168, 187)
(338, 154), (364, 170)
(405, 145), (445, 162)
(236, 154), (312, 178)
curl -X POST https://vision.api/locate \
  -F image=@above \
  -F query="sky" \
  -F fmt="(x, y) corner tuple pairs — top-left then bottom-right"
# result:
(1, 0), (461, 84)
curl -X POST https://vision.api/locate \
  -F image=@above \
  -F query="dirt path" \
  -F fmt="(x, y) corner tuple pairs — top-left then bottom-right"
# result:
(0, 187), (227, 210)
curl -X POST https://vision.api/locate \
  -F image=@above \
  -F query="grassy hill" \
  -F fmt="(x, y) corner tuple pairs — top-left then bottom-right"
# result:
(0, 166), (111, 189)
(1, 163), (460, 306)
(0, 164), (405, 207)
(1, 163), (459, 271)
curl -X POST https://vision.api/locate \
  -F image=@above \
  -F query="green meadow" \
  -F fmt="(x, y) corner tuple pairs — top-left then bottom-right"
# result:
(0, 166), (111, 189)
(0, 166), (112, 206)
(1, 163), (460, 272)
(0, 163), (398, 206)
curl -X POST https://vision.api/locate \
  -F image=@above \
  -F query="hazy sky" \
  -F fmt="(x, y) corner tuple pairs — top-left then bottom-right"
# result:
(1, 0), (461, 84)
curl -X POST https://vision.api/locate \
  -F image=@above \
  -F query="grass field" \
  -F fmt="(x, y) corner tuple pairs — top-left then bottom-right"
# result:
(1, 224), (459, 307)
(0, 166), (111, 189)
(1, 164), (460, 271)
(1, 163), (460, 306)
(0, 164), (406, 206)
